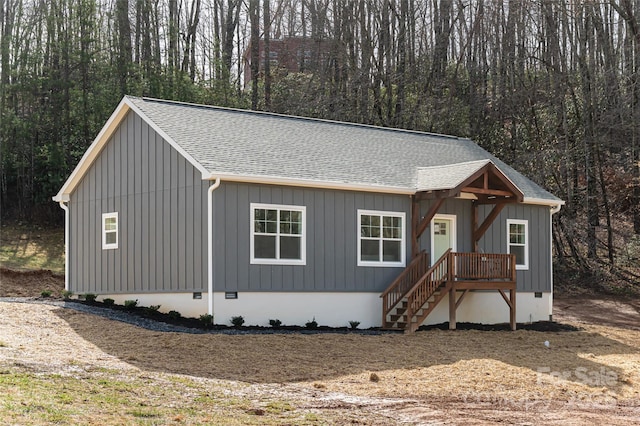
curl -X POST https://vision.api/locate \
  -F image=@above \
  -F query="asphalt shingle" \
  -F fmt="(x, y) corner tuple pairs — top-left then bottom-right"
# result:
(127, 96), (560, 203)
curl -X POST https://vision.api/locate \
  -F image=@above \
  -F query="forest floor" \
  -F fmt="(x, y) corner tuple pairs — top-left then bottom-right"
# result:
(0, 224), (64, 274)
(1, 269), (640, 425)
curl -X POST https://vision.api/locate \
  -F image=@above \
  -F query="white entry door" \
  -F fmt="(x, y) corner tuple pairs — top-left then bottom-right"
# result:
(430, 214), (457, 264)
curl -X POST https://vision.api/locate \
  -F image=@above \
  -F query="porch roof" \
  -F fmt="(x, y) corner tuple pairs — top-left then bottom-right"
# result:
(416, 160), (524, 203)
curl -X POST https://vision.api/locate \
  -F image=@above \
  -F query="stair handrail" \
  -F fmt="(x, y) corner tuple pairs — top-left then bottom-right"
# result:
(380, 251), (429, 326)
(405, 248), (452, 328)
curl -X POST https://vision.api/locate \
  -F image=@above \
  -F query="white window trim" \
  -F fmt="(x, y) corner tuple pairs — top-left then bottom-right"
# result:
(250, 203), (306, 265)
(507, 219), (529, 270)
(102, 212), (118, 250)
(357, 209), (406, 267)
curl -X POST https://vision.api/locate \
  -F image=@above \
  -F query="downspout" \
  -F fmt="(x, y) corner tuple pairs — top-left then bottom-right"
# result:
(58, 201), (70, 291)
(207, 177), (221, 317)
(549, 203), (563, 320)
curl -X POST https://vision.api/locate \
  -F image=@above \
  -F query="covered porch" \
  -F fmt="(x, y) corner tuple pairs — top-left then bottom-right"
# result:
(381, 160), (524, 332)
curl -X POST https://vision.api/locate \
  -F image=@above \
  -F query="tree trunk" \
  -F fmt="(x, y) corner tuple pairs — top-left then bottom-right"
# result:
(249, 0), (259, 110)
(263, 0), (271, 110)
(116, 0), (132, 95)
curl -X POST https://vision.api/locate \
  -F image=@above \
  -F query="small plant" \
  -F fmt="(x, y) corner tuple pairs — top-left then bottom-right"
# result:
(84, 293), (98, 303)
(145, 305), (161, 316)
(231, 315), (245, 327)
(40, 290), (52, 298)
(199, 314), (213, 327)
(305, 317), (318, 329)
(102, 298), (115, 306)
(369, 372), (380, 382)
(61, 290), (73, 300)
(168, 310), (182, 319)
(269, 319), (282, 328)
(124, 299), (138, 310)
(349, 320), (360, 330)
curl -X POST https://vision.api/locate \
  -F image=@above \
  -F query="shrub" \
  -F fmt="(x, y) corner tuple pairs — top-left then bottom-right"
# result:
(231, 315), (245, 327)
(102, 298), (115, 306)
(269, 319), (282, 328)
(124, 299), (138, 310)
(305, 318), (318, 329)
(168, 310), (182, 319)
(369, 372), (380, 382)
(84, 293), (98, 303)
(144, 305), (161, 316)
(40, 290), (52, 298)
(199, 314), (213, 327)
(61, 290), (73, 300)
(349, 321), (360, 330)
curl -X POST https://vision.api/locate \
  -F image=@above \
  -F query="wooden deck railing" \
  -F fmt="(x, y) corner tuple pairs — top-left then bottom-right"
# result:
(381, 251), (517, 331)
(380, 251), (429, 326)
(453, 252), (516, 282)
(405, 249), (452, 325)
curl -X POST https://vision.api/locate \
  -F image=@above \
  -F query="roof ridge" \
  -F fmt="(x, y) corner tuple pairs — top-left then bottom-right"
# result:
(416, 159), (491, 170)
(134, 95), (466, 142)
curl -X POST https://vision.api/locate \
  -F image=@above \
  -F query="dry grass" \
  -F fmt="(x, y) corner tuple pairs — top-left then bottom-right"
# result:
(1, 271), (640, 424)
(52, 307), (640, 405)
(0, 224), (64, 274)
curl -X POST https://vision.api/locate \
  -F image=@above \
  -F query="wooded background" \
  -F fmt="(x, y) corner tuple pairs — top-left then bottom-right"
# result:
(1, 0), (639, 288)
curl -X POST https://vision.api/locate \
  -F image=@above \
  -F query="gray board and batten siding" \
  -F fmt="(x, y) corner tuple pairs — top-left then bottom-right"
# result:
(212, 182), (410, 293)
(68, 110), (410, 295)
(69, 111), (209, 295)
(68, 108), (551, 296)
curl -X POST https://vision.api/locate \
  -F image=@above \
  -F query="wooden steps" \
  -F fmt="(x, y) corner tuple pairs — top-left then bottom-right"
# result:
(381, 251), (517, 332)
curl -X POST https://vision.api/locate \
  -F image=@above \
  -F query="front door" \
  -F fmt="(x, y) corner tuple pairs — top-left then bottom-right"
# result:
(431, 214), (456, 264)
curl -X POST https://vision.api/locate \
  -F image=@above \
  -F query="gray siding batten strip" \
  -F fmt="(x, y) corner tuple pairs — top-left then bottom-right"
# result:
(68, 111), (207, 296)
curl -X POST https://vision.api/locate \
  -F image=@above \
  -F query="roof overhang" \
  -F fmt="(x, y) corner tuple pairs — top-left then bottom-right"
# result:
(53, 96), (211, 202)
(415, 160), (524, 204)
(53, 96), (562, 207)
(53, 97), (131, 202)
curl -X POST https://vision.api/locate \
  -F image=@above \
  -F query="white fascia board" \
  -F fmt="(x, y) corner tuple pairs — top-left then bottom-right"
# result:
(202, 172), (415, 195)
(201, 173), (563, 205)
(125, 98), (210, 178)
(522, 197), (565, 207)
(53, 98), (132, 202)
(490, 162), (526, 200)
(52, 96), (212, 202)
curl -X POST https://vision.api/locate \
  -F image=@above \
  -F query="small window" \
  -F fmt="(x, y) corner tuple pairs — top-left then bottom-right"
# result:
(250, 203), (306, 265)
(507, 219), (528, 270)
(358, 209), (406, 267)
(102, 212), (118, 250)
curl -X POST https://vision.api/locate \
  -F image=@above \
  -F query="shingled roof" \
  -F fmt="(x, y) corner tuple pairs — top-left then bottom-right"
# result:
(54, 96), (562, 205)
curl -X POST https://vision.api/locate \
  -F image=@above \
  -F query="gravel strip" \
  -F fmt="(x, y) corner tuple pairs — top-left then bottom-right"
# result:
(0, 297), (390, 335)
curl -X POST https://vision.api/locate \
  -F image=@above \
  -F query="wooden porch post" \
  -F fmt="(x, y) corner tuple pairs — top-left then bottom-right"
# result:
(472, 203), (506, 250)
(448, 251), (456, 330)
(471, 202), (478, 252)
(449, 288), (456, 330)
(510, 288), (516, 331)
(411, 196), (420, 258)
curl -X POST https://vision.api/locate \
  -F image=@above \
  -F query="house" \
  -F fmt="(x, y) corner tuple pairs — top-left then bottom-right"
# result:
(53, 96), (563, 331)
(243, 36), (333, 87)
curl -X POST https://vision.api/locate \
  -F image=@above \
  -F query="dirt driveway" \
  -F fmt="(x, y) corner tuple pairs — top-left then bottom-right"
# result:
(1, 270), (639, 425)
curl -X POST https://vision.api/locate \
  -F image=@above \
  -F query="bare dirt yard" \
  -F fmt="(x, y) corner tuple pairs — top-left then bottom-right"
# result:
(1, 269), (640, 425)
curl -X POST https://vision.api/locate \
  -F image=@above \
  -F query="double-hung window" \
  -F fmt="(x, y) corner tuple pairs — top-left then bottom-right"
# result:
(507, 219), (528, 270)
(102, 212), (118, 250)
(358, 210), (406, 267)
(250, 203), (306, 265)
